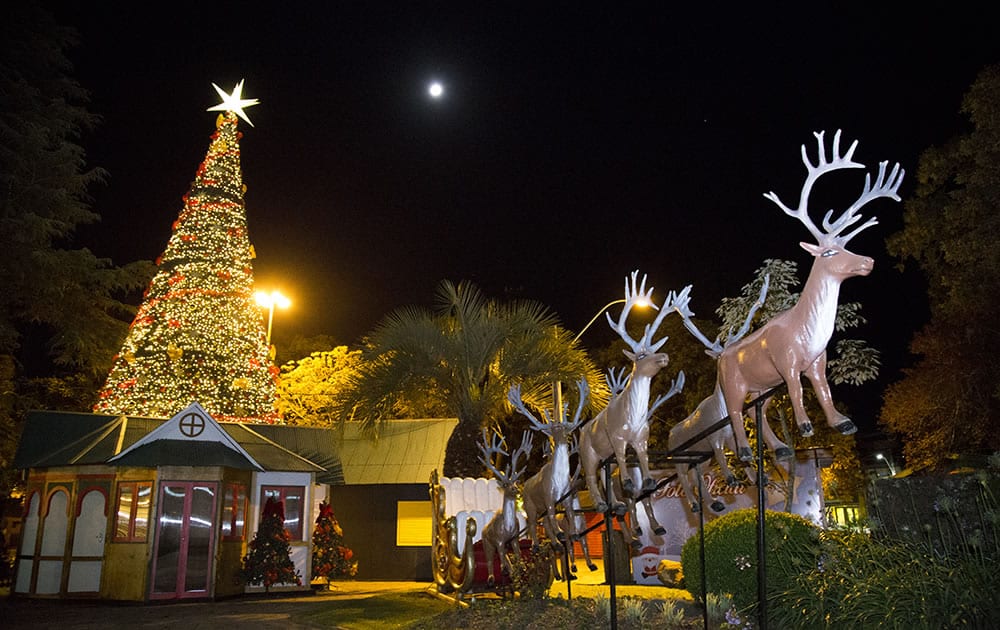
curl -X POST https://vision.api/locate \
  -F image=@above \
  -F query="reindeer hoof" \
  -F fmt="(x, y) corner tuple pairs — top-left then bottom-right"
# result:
(630, 539), (642, 551)
(622, 478), (635, 495)
(653, 526), (666, 536)
(774, 447), (794, 461)
(613, 503), (628, 517)
(595, 501), (609, 514)
(725, 474), (737, 486)
(642, 478), (656, 493)
(799, 421), (814, 437)
(689, 503), (701, 514)
(834, 419), (857, 435)
(556, 531), (567, 542)
(487, 575), (496, 587)
(587, 562), (598, 571)
(738, 447), (753, 462)
(710, 500), (726, 513)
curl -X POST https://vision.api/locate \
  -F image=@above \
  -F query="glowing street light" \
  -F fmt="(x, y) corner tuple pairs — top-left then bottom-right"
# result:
(254, 289), (291, 347)
(875, 453), (896, 476)
(554, 296), (654, 418)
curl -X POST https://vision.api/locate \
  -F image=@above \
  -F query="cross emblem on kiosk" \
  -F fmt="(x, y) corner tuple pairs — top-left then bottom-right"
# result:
(179, 412), (206, 438)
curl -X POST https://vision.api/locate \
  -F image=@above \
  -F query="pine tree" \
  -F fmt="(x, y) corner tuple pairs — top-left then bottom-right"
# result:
(93, 91), (279, 423)
(242, 496), (301, 590)
(311, 501), (357, 582)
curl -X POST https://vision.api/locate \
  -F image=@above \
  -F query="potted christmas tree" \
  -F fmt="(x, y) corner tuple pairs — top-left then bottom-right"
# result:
(242, 497), (301, 592)
(311, 501), (357, 589)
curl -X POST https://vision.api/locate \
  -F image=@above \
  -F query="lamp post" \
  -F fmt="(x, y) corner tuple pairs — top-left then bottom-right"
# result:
(554, 297), (651, 418)
(254, 289), (291, 347)
(875, 453), (896, 476)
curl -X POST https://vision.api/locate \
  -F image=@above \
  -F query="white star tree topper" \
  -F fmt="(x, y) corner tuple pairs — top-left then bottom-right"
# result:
(207, 79), (260, 127)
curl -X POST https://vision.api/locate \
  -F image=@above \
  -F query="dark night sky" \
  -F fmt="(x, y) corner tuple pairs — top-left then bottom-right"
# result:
(45, 2), (999, 435)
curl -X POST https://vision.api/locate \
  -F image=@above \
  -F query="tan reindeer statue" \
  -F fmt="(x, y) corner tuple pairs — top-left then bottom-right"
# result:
(476, 427), (534, 586)
(668, 279), (768, 513)
(555, 452), (599, 574)
(508, 379), (589, 560)
(718, 129), (904, 462)
(578, 270), (686, 514)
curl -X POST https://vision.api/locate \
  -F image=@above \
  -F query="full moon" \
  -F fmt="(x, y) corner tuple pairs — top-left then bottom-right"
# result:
(428, 82), (444, 98)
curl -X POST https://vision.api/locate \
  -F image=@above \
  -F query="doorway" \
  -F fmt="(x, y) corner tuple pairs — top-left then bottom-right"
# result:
(150, 482), (217, 599)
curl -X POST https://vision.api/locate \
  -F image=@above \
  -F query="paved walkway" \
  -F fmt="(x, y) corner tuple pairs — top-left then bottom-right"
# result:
(0, 563), (684, 629)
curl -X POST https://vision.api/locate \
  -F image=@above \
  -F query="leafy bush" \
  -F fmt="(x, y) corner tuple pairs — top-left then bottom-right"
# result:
(680, 507), (819, 617)
(770, 468), (1000, 628)
(508, 543), (555, 599)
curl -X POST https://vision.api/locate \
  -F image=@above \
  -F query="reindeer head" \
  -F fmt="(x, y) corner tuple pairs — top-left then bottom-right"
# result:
(477, 427), (533, 492)
(508, 379), (589, 450)
(607, 270), (688, 379)
(764, 130), (904, 280)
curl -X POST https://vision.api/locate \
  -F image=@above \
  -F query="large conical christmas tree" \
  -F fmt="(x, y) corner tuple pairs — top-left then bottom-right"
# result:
(95, 81), (280, 423)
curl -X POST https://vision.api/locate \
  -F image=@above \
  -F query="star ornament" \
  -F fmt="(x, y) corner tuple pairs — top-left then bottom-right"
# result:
(207, 79), (260, 127)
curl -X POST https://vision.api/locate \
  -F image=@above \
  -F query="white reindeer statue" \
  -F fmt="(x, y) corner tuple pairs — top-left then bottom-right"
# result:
(578, 270), (686, 514)
(476, 428), (534, 586)
(718, 129), (903, 461)
(508, 379), (589, 560)
(668, 279), (769, 513)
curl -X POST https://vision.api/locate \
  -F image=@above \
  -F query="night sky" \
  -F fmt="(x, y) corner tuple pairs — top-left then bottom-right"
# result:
(46, 3), (999, 435)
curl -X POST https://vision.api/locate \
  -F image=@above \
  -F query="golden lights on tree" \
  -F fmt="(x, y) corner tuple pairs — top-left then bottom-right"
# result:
(95, 83), (279, 423)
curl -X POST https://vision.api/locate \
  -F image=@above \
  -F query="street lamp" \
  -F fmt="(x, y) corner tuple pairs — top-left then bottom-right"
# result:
(554, 296), (653, 417)
(254, 289), (291, 347)
(875, 453), (896, 476)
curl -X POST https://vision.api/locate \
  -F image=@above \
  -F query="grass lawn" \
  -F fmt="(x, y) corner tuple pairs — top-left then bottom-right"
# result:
(295, 591), (454, 629)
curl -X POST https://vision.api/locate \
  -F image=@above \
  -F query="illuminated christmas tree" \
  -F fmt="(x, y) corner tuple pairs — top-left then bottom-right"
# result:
(242, 496), (301, 590)
(95, 81), (280, 423)
(312, 501), (358, 582)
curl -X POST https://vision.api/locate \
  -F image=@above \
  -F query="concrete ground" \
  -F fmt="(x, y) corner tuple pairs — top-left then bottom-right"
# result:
(0, 560), (685, 629)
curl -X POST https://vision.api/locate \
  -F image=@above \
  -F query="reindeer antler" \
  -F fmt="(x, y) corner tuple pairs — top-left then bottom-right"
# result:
(605, 366), (630, 398)
(645, 370), (686, 422)
(478, 427), (534, 486)
(606, 270), (687, 354)
(763, 129), (904, 247)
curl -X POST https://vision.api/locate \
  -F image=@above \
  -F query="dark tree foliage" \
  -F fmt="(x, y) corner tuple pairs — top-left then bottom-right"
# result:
(334, 279), (604, 477)
(241, 497), (301, 590)
(0, 4), (154, 496)
(882, 64), (1000, 471)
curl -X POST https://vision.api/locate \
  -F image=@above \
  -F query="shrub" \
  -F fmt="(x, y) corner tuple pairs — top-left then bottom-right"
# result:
(680, 507), (819, 617)
(770, 469), (1000, 629)
(508, 542), (555, 599)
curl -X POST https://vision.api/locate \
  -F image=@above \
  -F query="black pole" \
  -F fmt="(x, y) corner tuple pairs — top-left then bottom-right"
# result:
(697, 470), (709, 630)
(563, 535), (572, 600)
(755, 397), (767, 629)
(603, 459), (617, 630)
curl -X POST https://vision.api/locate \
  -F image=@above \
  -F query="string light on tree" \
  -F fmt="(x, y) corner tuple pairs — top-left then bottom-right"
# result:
(94, 81), (280, 423)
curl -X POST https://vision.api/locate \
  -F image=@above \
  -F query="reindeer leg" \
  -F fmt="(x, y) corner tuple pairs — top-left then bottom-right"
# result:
(780, 363), (815, 438)
(677, 463), (701, 513)
(751, 400), (793, 461)
(640, 495), (667, 535)
(632, 429), (655, 493)
(805, 351), (856, 435)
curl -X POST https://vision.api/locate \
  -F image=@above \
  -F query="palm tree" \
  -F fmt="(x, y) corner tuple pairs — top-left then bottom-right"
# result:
(334, 279), (607, 477)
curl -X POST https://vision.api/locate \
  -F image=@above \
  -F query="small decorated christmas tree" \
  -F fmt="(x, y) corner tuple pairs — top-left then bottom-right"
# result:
(312, 501), (358, 583)
(242, 496), (301, 591)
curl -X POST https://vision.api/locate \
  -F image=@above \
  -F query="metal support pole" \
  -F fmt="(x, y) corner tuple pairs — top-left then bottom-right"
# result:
(697, 470), (709, 630)
(563, 535), (572, 600)
(603, 459), (618, 630)
(755, 397), (768, 629)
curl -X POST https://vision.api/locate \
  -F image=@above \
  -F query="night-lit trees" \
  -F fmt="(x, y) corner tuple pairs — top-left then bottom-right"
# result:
(275, 346), (362, 426)
(0, 5), (154, 495)
(333, 279), (606, 477)
(881, 64), (1000, 470)
(93, 107), (280, 423)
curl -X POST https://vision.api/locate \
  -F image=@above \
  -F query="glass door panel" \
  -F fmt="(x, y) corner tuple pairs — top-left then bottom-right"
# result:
(151, 482), (217, 599)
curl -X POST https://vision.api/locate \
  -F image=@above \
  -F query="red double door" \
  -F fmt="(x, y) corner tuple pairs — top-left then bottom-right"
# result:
(150, 482), (217, 599)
